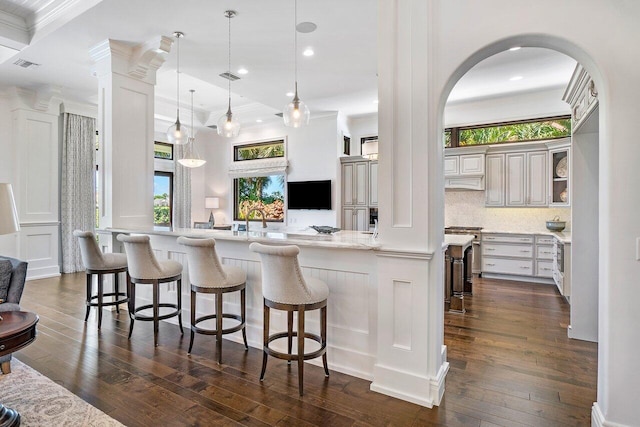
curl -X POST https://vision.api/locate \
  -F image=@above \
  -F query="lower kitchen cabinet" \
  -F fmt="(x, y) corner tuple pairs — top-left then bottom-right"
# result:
(342, 207), (368, 231)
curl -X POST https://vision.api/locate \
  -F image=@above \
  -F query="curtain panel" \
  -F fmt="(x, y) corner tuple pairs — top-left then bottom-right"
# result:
(174, 143), (192, 229)
(61, 113), (96, 273)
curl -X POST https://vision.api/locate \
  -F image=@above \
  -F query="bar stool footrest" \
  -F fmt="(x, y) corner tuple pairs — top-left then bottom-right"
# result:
(265, 331), (327, 361)
(87, 292), (129, 307)
(131, 303), (181, 322)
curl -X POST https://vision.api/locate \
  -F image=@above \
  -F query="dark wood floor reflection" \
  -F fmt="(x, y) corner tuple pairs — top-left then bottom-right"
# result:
(14, 273), (597, 426)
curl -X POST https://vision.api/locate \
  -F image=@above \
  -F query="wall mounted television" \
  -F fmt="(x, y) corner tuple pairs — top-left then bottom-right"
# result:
(287, 180), (332, 210)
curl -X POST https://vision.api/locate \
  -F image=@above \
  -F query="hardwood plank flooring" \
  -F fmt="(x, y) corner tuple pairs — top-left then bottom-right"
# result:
(8, 273), (597, 426)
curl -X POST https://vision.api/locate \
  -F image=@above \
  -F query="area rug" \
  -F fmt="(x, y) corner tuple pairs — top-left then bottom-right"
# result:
(0, 358), (124, 426)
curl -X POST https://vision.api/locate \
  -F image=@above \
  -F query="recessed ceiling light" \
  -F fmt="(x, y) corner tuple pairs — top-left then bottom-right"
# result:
(296, 22), (317, 33)
(373, 100), (379, 104)
(286, 91), (294, 97)
(509, 75), (523, 81)
(303, 48), (314, 57)
(256, 119), (263, 123)
(238, 67), (248, 75)
(509, 46), (521, 51)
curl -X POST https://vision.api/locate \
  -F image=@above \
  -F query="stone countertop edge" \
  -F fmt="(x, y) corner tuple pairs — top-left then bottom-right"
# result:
(443, 234), (476, 247)
(100, 227), (381, 250)
(479, 229), (571, 244)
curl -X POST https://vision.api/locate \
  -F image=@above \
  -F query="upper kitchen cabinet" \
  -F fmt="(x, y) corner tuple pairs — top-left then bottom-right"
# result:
(444, 147), (488, 190)
(485, 154), (505, 206)
(546, 139), (571, 206)
(342, 157), (369, 207)
(562, 64), (598, 133)
(369, 161), (378, 206)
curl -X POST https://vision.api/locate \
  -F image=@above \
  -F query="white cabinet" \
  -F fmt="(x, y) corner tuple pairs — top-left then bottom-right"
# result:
(505, 151), (547, 207)
(482, 233), (557, 282)
(444, 149), (487, 190)
(547, 141), (571, 207)
(342, 160), (368, 207)
(369, 161), (378, 206)
(342, 207), (368, 231)
(485, 154), (505, 206)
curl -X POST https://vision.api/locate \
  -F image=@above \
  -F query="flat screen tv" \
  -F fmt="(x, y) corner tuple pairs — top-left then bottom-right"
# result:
(287, 180), (332, 210)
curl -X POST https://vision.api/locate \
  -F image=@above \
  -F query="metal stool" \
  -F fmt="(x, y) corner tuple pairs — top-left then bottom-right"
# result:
(178, 236), (248, 364)
(249, 242), (329, 396)
(116, 234), (183, 347)
(74, 230), (128, 330)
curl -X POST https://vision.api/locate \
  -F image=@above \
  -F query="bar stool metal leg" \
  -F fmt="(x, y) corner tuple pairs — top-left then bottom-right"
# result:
(322, 306), (329, 377)
(287, 311), (294, 365)
(177, 278), (184, 335)
(189, 289), (196, 353)
(127, 274), (135, 339)
(114, 272), (120, 314)
(97, 274), (104, 329)
(297, 305), (305, 396)
(216, 292), (223, 364)
(241, 288), (248, 350)
(260, 302), (269, 381)
(85, 274), (92, 322)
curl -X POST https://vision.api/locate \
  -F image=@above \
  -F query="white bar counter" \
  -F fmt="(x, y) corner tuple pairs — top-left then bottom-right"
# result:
(97, 226), (381, 382)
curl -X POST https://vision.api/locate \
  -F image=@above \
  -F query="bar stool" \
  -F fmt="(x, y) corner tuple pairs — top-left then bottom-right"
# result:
(177, 236), (248, 364)
(249, 242), (329, 396)
(73, 230), (129, 330)
(116, 234), (183, 347)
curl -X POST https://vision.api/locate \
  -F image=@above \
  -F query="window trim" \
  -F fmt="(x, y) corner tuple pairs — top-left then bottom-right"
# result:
(154, 142), (174, 160)
(232, 175), (286, 222)
(153, 171), (173, 228)
(445, 115), (571, 148)
(233, 139), (285, 162)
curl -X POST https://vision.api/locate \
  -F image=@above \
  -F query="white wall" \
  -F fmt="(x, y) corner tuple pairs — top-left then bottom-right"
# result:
(201, 114), (342, 229)
(444, 87), (571, 127)
(0, 95), (18, 256)
(445, 190), (570, 232)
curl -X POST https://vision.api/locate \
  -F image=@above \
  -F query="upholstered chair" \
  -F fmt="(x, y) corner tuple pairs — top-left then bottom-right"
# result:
(177, 237), (248, 364)
(249, 242), (329, 396)
(0, 256), (28, 374)
(116, 234), (183, 347)
(73, 230), (128, 330)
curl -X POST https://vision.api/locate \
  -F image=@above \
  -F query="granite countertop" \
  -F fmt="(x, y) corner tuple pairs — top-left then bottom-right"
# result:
(101, 226), (381, 250)
(479, 229), (571, 243)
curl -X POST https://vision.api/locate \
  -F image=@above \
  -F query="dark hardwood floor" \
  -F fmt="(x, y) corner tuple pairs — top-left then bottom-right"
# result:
(10, 273), (597, 426)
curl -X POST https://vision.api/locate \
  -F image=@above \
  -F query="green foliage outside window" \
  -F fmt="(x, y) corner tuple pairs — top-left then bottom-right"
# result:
(235, 140), (284, 161)
(154, 193), (171, 226)
(235, 176), (284, 221)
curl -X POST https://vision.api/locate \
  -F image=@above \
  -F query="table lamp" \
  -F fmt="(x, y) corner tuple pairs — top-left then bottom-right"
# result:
(205, 197), (220, 225)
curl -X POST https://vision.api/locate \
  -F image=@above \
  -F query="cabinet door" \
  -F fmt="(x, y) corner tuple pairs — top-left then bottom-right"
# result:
(460, 154), (485, 175)
(355, 208), (368, 231)
(342, 163), (355, 206)
(444, 156), (459, 176)
(342, 207), (354, 230)
(485, 154), (505, 206)
(506, 153), (526, 206)
(369, 161), (378, 206)
(354, 162), (369, 206)
(527, 151), (548, 206)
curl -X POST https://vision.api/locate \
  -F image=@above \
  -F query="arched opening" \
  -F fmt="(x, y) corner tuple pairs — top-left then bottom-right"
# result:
(436, 35), (604, 421)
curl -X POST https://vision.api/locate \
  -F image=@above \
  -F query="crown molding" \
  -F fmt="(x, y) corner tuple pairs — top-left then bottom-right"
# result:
(0, 9), (29, 50)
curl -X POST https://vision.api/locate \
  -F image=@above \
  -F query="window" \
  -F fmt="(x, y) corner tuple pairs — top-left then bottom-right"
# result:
(232, 140), (286, 222)
(445, 116), (571, 148)
(154, 172), (173, 227)
(154, 142), (174, 160)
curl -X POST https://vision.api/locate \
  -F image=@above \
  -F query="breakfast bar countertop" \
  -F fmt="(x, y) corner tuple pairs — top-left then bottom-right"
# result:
(101, 226), (382, 250)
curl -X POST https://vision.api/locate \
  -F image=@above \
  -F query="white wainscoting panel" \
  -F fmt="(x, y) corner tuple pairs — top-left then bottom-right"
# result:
(20, 222), (60, 280)
(392, 279), (412, 350)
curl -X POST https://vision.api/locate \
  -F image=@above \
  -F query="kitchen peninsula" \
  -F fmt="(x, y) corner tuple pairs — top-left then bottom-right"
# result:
(97, 227), (381, 381)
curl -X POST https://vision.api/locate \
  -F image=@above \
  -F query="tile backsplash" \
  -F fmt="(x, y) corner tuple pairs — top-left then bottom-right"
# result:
(445, 190), (570, 232)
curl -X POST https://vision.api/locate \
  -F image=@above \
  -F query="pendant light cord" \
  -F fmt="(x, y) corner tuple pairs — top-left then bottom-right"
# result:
(176, 34), (180, 118)
(294, 0), (298, 86)
(228, 12), (232, 110)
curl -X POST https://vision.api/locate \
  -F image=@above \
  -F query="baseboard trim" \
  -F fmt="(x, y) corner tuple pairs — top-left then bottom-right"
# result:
(370, 363), (446, 408)
(592, 403), (632, 427)
(26, 267), (61, 281)
(481, 273), (554, 284)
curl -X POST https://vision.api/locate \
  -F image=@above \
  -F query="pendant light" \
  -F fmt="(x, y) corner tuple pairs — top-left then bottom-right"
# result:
(178, 90), (206, 168)
(167, 31), (190, 145)
(283, 0), (310, 128)
(217, 10), (241, 138)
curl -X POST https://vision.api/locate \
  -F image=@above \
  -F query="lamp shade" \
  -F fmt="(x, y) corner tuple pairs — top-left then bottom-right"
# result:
(0, 183), (20, 235)
(205, 197), (220, 209)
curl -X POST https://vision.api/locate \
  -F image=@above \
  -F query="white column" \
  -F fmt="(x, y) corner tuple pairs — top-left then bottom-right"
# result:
(89, 37), (171, 229)
(371, 0), (447, 407)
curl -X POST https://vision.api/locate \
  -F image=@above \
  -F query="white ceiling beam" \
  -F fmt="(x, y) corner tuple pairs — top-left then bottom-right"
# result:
(0, 9), (29, 51)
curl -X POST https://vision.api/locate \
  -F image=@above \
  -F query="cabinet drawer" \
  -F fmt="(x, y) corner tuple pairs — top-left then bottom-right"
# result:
(535, 236), (555, 245)
(483, 243), (533, 258)
(536, 245), (554, 260)
(536, 260), (554, 278)
(482, 257), (534, 276)
(482, 234), (533, 244)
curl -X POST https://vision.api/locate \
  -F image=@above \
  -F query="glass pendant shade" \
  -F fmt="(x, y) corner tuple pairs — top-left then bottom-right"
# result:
(283, 87), (310, 128)
(178, 89), (206, 168)
(217, 106), (241, 138)
(167, 113), (190, 145)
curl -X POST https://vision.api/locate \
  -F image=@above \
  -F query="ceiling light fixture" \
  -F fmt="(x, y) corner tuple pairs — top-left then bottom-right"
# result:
(178, 89), (206, 168)
(218, 10), (241, 138)
(303, 48), (314, 57)
(283, 0), (310, 128)
(510, 75), (523, 81)
(256, 119), (263, 123)
(238, 67), (248, 75)
(166, 31), (190, 145)
(286, 91), (294, 97)
(509, 46), (521, 51)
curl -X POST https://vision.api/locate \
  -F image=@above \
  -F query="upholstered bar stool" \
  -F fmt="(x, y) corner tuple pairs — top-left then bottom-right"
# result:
(73, 230), (129, 330)
(249, 242), (329, 396)
(177, 236), (248, 364)
(116, 234), (183, 347)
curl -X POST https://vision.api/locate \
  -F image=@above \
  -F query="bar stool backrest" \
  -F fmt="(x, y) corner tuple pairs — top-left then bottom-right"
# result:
(177, 237), (228, 286)
(73, 230), (107, 270)
(249, 242), (314, 305)
(116, 234), (163, 280)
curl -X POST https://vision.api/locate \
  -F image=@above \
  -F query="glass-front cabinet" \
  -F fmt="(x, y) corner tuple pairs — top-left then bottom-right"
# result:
(548, 140), (571, 207)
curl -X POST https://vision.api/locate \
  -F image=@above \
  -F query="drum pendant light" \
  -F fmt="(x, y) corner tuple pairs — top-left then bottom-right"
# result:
(283, 0), (310, 128)
(166, 31), (190, 145)
(178, 90), (206, 168)
(217, 10), (241, 138)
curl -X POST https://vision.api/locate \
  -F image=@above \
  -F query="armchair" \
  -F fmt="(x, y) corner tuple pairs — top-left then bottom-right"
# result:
(0, 255), (28, 374)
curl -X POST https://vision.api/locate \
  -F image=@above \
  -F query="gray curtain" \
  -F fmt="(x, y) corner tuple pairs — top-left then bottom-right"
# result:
(61, 113), (96, 273)
(174, 144), (192, 229)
